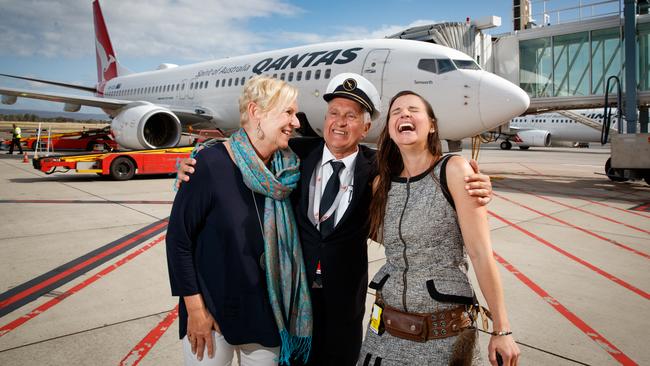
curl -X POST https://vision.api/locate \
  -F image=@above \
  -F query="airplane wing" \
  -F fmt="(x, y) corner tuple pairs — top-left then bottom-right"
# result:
(0, 73), (97, 93)
(0, 86), (214, 121)
(0, 86), (125, 110)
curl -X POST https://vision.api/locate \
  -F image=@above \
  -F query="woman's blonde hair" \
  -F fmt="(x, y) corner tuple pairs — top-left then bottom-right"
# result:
(239, 75), (298, 126)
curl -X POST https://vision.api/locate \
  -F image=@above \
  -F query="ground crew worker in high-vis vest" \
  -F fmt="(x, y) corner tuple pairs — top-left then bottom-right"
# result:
(8, 123), (23, 154)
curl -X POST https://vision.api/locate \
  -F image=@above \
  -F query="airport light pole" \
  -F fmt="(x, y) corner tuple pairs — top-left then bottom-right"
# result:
(624, 0), (637, 134)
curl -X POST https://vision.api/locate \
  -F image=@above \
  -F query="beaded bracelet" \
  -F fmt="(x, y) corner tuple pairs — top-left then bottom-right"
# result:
(490, 330), (513, 336)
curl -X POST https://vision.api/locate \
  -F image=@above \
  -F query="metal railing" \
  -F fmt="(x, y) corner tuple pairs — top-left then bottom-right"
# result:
(514, 0), (622, 29)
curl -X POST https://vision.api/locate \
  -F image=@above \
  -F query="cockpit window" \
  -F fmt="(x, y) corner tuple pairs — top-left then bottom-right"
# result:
(453, 59), (481, 70)
(436, 59), (456, 74)
(417, 59), (437, 73)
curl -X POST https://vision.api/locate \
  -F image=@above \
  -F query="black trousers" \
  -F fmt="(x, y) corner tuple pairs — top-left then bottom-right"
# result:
(8, 138), (23, 154)
(301, 289), (363, 366)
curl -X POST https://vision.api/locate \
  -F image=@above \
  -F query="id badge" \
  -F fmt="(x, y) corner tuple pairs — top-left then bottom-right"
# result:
(369, 303), (384, 335)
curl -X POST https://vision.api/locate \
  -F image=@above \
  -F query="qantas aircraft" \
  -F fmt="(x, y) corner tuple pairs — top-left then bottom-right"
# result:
(492, 110), (620, 150)
(0, 0), (529, 150)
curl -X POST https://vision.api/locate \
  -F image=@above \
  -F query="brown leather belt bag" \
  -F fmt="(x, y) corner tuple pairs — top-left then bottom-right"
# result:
(382, 304), (470, 342)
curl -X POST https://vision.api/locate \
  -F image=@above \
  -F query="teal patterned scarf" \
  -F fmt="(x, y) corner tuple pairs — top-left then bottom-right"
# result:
(230, 128), (312, 364)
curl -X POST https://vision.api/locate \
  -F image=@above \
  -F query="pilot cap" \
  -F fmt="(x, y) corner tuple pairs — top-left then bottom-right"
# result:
(323, 73), (381, 121)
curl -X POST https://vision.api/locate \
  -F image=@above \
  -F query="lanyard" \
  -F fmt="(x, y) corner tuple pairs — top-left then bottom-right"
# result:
(311, 160), (353, 225)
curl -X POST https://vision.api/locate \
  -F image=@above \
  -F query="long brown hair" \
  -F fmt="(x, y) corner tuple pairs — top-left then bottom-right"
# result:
(368, 90), (442, 242)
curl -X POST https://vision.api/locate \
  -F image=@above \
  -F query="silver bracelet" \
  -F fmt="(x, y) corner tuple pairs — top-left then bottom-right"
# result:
(490, 330), (512, 336)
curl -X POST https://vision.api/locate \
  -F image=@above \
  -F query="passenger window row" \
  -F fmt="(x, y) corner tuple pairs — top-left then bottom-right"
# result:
(105, 68), (333, 96)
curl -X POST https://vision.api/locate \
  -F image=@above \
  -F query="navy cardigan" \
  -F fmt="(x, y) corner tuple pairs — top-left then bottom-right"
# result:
(166, 143), (280, 347)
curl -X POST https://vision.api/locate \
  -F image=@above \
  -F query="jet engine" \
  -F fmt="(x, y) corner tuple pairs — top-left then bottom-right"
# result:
(111, 102), (182, 150)
(515, 130), (551, 147)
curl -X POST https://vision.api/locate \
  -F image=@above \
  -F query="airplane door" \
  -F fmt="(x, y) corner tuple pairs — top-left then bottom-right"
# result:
(188, 78), (197, 100)
(178, 79), (185, 100)
(361, 49), (390, 97)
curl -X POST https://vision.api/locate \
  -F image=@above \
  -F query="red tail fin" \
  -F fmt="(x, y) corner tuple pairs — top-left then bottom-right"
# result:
(93, 0), (117, 94)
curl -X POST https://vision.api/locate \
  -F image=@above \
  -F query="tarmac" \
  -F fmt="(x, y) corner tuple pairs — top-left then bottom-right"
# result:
(0, 144), (648, 365)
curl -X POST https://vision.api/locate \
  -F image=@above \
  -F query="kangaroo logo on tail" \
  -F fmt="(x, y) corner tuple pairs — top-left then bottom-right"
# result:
(93, 0), (118, 94)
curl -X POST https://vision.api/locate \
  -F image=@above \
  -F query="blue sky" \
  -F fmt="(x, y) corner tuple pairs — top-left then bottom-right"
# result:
(0, 0), (606, 113)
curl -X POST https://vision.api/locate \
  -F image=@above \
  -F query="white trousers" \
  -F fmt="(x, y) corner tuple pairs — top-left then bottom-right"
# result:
(182, 331), (279, 366)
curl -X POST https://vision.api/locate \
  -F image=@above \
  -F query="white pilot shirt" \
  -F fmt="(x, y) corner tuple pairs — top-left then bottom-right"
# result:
(317, 145), (358, 227)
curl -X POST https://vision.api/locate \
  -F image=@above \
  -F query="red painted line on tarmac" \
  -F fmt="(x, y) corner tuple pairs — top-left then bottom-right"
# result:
(0, 199), (173, 204)
(631, 203), (650, 212)
(119, 305), (179, 366)
(579, 199), (650, 219)
(0, 220), (168, 311)
(0, 235), (166, 337)
(518, 162), (545, 176)
(488, 211), (650, 300)
(493, 193), (650, 260)
(493, 252), (637, 365)
(502, 184), (650, 236)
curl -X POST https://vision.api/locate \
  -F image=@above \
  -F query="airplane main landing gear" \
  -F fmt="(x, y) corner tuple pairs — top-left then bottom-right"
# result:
(500, 141), (512, 150)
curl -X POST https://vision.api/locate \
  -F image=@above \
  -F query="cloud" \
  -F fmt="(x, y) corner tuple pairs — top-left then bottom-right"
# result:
(0, 0), (301, 60)
(0, 0), (437, 62)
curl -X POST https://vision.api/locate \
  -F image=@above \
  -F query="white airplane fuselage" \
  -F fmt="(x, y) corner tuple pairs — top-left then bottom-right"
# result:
(509, 110), (618, 142)
(101, 39), (529, 144)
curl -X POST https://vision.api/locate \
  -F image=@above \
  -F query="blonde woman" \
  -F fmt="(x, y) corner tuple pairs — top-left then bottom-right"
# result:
(167, 76), (312, 366)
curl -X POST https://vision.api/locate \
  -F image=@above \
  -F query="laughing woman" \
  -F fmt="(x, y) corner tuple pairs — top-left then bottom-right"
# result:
(166, 76), (312, 366)
(359, 91), (520, 366)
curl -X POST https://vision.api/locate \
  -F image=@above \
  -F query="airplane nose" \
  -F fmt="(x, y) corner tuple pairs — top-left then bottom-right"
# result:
(479, 72), (530, 130)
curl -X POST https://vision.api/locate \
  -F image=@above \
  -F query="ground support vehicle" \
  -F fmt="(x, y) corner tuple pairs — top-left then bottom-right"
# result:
(2, 127), (117, 151)
(32, 146), (194, 181)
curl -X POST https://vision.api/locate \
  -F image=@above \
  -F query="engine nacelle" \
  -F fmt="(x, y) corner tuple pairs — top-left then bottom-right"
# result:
(514, 129), (551, 147)
(111, 102), (181, 150)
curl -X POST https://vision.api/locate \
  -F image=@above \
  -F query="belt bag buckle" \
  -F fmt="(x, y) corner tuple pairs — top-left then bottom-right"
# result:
(382, 307), (428, 342)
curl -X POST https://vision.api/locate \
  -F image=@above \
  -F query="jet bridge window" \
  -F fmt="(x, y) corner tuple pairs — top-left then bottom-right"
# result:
(453, 59), (481, 70)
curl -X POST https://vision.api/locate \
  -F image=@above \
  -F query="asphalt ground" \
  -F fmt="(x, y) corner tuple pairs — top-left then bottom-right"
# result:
(0, 144), (648, 365)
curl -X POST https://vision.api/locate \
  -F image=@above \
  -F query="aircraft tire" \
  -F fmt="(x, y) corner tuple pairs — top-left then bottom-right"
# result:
(500, 141), (512, 150)
(110, 156), (136, 181)
(604, 157), (627, 182)
(519, 146), (530, 150)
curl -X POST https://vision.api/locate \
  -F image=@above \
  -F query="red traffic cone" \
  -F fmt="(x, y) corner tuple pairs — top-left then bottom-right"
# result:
(22, 152), (29, 163)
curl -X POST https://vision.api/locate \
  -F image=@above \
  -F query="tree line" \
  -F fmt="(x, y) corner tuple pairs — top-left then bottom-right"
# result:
(0, 113), (106, 123)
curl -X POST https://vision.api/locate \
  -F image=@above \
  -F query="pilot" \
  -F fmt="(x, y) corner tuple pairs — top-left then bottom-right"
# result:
(176, 73), (493, 365)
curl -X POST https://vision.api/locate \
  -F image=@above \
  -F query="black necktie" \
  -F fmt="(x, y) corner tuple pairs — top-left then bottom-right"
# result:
(319, 160), (345, 237)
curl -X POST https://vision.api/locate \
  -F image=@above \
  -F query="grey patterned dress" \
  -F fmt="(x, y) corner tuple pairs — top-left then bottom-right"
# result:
(359, 156), (481, 366)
